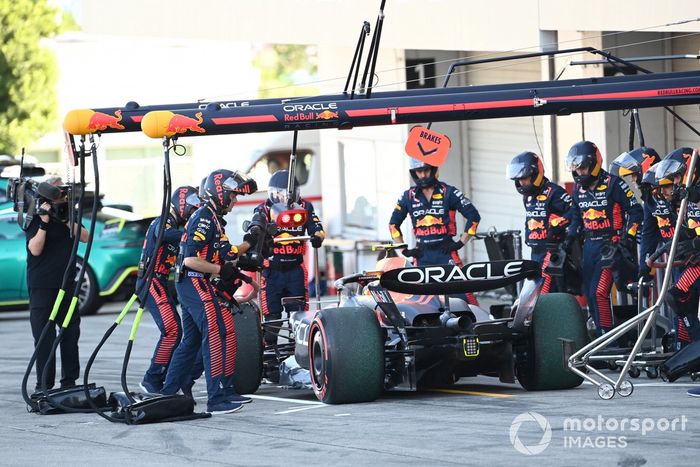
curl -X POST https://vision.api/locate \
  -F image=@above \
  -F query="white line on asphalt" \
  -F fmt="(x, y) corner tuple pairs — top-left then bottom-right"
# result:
(583, 381), (700, 387)
(276, 405), (328, 414)
(249, 394), (324, 405)
(334, 413), (351, 417)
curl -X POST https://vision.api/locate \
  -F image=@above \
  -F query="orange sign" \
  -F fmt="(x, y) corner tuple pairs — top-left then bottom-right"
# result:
(404, 126), (451, 167)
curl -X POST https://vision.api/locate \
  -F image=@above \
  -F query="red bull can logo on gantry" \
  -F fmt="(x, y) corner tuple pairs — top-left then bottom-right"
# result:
(141, 111), (206, 137)
(63, 109), (125, 134)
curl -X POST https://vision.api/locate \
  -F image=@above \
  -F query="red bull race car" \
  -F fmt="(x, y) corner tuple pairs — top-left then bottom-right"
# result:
(229, 244), (588, 404)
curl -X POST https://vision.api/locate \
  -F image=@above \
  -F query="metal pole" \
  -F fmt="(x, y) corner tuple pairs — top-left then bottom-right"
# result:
(614, 149), (698, 390)
(314, 247), (322, 311)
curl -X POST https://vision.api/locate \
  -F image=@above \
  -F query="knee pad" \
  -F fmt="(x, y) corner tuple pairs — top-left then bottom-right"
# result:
(599, 244), (616, 269)
(666, 287), (698, 317)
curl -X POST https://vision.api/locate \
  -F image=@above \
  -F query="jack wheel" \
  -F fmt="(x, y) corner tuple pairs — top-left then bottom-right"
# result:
(645, 367), (659, 379)
(618, 380), (634, 397)
(628, 366), (641, 378)
(598, 383), (615, 400)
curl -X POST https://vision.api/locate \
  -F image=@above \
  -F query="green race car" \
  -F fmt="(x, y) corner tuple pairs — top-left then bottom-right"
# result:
(0, 197), (151, 315)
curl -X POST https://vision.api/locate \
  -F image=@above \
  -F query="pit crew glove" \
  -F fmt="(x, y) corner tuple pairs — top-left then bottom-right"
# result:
(311, 234), (324, 249)
(219, 262), (237, 282)
(237, 253), (263, 272)
(402, 247), (420, 258)
(638, 263), (653, 283)
(675, 238), (700, 259)
(243, 231), (259, 246)
(441, 239), (464, 253)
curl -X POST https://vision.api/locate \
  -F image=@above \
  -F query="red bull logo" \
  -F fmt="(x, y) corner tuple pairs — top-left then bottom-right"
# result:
(166, 112), (205, 135)
(583, 208), (610, 230)
(316, 110), (339, 120)
(582, 208), (606, 220)
(657, 216), (672, 227)
(415, 215), (444, 227)
(273, 232), (304, 255)
(88, 110), (125, 131)
(275, 232), (296, 246)
(141, 110), (206, 138)
(549, 214), (568, 228)
(527, 219), (546, 230)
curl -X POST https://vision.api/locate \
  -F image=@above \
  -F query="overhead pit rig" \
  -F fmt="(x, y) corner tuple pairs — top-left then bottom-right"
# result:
(64, 56), (700, 138)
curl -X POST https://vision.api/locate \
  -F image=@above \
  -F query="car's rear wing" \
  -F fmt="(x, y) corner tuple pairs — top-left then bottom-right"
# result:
(379, 260), (541, 295)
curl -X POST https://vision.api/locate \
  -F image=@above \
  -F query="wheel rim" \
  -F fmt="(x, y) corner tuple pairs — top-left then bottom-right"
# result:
(598, 383), (615, 400)
(311, 328), (326, 392)
(618, 380), (634, 397)
(75, 263), (91, 309)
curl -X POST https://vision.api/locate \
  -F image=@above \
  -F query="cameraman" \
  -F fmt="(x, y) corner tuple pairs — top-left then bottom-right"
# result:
(26, 176), (88, 391)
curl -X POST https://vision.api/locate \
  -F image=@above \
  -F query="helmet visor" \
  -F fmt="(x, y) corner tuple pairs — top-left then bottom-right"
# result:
(609, 152), (640, 177)
(655, 159), (684, 186)
(506, 160), (533, 180)
(641, 164), (659, 186)
(566, 153), (590, 171)
(223, 172), (257, 195)
(269, 186), (289, 204)
(185, 192), (202, 208)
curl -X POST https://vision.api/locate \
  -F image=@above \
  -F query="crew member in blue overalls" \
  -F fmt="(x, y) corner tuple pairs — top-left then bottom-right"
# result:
(609, 147), (661, 283)
(389, 158), (481, 305)
(507, 151), (571, 293)
(256, 170), (324, 347)
(564, 141), (643, 335)
(137, 186), (202, 395)
(653, 149), (700, 348)
(162, 169), (258, 415)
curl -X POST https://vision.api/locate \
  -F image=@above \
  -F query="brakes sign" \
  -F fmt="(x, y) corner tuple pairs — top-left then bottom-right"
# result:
(404, 126), (451, 167)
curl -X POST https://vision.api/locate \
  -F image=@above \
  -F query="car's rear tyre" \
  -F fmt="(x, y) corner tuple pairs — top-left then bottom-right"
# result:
(516, 293), (586, 391)
(76, 259), (102, 316)
(309, 307), (384, 404)
(231, 302), (263, 395)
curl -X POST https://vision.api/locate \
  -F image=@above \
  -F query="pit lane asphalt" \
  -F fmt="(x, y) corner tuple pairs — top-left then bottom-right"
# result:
(2, 303), (699, 466)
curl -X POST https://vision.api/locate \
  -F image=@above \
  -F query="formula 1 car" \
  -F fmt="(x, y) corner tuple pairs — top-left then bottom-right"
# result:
(228, 242), (588, 404)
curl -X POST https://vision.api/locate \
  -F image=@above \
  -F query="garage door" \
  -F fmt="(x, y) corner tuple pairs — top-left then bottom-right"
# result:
(465, 54), (545, 261)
